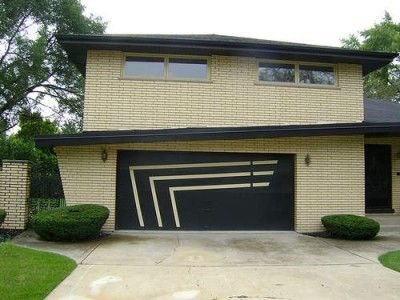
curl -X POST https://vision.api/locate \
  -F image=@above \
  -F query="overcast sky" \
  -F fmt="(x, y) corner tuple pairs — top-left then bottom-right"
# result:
(81, 0), (400, 47)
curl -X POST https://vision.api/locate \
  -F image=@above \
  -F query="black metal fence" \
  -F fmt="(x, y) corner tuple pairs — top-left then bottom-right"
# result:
(30, 161), (64, 199)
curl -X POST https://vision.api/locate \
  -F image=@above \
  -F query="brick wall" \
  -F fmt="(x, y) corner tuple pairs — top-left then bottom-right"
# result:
(55, 135), (365, 232)
(83, 50), (364, 131)
(0, 160), (31, 230)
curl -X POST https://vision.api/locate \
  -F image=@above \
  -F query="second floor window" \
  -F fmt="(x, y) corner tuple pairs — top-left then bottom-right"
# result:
(259, 63), (295, 83)
(168, 58), (208, 79)
(258, 61), (336, 86)
(299, 65), (334, 85)
(124, 57), (164, 78)
(123, 55), (209, 80)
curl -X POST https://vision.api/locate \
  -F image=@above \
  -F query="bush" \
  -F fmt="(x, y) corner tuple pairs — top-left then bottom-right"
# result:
(28, 198), (66, 226)
(0, 209), (6, 224)
(321, 214), (380, 240)
(32, 204), (109, 242)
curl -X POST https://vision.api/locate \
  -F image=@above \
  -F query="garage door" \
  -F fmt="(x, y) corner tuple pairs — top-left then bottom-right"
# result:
(116, 150), (294, 230)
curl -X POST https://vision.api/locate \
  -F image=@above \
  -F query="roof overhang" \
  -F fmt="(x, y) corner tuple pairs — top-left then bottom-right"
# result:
(35, 122), (400, 147)
(57, 34), (398, 76)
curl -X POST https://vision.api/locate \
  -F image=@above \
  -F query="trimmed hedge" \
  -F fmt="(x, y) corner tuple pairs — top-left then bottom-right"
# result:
(28, 198), (66, 225)
(321, 214), (380, 240)
(32, 204), (109, 242)
(0, 209), (6, 224)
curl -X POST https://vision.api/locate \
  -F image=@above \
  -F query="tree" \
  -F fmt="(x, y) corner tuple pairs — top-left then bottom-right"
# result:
(0, 0), (105, 133)
(342, 12), (400, 102)
(0, 112), (64, 198)
(16, 110), (58, 141)
(0, 111), (58, 162)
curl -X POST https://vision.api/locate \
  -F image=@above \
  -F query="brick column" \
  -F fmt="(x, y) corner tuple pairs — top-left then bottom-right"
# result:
(0, 160), (31, 230)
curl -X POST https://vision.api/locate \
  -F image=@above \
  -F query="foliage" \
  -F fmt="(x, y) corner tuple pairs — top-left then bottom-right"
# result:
(379, 250), (400, 273)
(28, 198), (65, 224)
(0, 111), (64, 198)
(0, 0), (106, 132)
(0, 111), (57, 160)
(321, 214), (380, 240)
(342, 12), (400, 101)
(15, 110), (58, 141)
(0, 243), (76, 299)
(0, 209), (6, 224)
(32, 204), (109, 241)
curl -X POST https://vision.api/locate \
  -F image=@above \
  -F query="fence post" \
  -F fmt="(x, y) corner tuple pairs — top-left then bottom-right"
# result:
(0, 160), (31, 230)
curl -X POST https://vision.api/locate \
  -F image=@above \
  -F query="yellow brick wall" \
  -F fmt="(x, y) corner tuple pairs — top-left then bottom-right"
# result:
(83, 50), (364, 131)
(55, 135), (365, 232)
(365, 137), (400, 213)
(0, 160), (31, 230)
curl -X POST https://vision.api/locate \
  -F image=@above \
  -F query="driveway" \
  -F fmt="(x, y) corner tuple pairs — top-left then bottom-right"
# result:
(14, 231), (400, 300)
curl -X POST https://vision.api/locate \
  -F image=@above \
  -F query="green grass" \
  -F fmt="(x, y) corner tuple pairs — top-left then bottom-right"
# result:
(0, 243), (76, 300)
(379, 250), (400, 272)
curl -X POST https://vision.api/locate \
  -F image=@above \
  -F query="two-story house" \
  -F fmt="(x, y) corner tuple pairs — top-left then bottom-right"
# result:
(36, 34), (399, 233)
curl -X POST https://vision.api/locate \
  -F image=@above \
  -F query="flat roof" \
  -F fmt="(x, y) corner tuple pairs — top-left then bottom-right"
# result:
(57, 34), (398, 75)
(35, 122), (400, 147)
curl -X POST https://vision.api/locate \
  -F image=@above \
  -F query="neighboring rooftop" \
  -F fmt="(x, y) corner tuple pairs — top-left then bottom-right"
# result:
(364, 98), (400, 123)
(57, 33), (398, 75)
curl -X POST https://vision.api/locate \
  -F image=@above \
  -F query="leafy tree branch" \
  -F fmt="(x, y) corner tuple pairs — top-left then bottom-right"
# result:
(0, 0), (106, 133)
(342, 12), (400, 102)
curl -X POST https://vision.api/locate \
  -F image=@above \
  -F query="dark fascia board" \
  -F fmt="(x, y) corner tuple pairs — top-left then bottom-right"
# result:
(57, 34), (398, 76)
(35, 122), (400, 147)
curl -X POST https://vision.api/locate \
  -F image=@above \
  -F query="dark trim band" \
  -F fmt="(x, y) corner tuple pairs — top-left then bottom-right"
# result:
(35, 122), (400, 147)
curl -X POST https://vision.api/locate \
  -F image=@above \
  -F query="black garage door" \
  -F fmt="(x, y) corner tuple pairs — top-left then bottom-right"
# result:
(116, 150), (294, 230)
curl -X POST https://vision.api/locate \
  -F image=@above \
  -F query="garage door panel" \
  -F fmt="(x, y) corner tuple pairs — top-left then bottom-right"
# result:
(116, 150), (294, 230)
(176, 189), (291, 230)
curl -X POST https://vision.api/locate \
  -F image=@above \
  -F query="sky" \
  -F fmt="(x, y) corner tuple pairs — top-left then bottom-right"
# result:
(81, 0), (400, 47)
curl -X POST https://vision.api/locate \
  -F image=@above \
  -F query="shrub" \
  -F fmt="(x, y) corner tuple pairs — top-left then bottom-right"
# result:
(0, 209), (6, 224)
(321, 214), (380, 240)
(32, 204), (109, 242)
(28, 198), (66, 226)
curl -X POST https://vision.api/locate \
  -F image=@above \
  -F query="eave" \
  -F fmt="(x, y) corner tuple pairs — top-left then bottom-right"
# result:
(35, 122), (400, 147)
(56, 34), (398, 76)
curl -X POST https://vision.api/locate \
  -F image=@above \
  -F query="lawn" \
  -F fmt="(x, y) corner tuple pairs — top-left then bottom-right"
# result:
(379, 250), (400, 272)
(0, 243), (76, 300)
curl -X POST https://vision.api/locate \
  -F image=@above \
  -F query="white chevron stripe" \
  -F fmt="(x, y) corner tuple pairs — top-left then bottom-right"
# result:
(129, 168), (144, 227)
(131, 161), (251, 170)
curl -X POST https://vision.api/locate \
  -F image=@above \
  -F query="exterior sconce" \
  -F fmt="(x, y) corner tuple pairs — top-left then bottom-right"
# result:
(305, 153), (311, 166)
(101, 149), (108, 162)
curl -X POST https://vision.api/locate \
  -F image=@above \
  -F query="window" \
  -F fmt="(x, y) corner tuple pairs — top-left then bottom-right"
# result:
(168, 58), (208, 79)
(123, 56), (209, 80)
(258, 61), (336, 86)
(258, 63), (295, 83)
(299, 65), (334, 85)
(124, 57), (164, 78)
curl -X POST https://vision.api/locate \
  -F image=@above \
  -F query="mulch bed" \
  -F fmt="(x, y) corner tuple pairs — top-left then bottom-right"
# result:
(0, 229), (24, 243)
(302, 231), (332, 238)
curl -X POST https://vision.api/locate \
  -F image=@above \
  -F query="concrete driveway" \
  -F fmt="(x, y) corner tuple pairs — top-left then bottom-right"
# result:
(14, 231), (400, 300)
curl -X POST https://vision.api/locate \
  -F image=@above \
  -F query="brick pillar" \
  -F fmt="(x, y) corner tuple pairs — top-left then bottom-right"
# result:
(0, 160), (31, 230)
